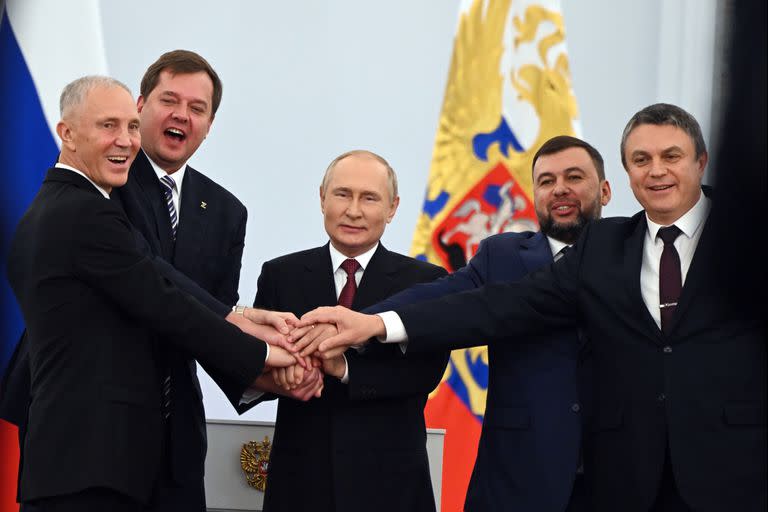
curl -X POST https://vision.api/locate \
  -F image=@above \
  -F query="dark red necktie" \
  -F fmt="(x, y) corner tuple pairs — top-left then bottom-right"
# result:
(658, 225), (682, 334)
(338, 258), (360, 309)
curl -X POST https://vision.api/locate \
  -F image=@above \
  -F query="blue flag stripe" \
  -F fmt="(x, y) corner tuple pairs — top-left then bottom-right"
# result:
(0, 9), (60, 376)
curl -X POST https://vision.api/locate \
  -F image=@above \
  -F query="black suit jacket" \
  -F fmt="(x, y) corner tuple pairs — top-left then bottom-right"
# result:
(6, 168), (266, 504)
(255, 244), (448, 512)
(113, 150), (249, 487)
(397, 212), (766, 512)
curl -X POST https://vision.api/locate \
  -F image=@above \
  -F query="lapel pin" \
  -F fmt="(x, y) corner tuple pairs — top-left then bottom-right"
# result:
(200, 201), (207, 209)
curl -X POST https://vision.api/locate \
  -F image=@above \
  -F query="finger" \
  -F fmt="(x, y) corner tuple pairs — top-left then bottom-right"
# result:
(287, 324), (315, 342)
(320, 346), (348, 360)
(292, 325), (325, 354)
(296, 307), (340, 327)
(318, 332), (357, 355)
(275, 368), (289, 390)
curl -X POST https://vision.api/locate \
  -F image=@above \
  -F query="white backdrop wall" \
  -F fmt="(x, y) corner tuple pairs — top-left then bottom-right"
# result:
(99, 0), (718, 421)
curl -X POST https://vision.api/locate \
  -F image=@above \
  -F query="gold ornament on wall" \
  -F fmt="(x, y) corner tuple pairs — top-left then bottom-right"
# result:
(240, 436), (271, 492)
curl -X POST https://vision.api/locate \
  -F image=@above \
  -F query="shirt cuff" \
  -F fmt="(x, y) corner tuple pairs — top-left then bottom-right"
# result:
(239, 388), (265, 405)
(377, 311), (408, 343)
(340, 353), (350, 384)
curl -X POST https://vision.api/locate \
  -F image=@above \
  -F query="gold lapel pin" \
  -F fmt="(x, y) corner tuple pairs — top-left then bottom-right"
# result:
(200, 201), (207, 209)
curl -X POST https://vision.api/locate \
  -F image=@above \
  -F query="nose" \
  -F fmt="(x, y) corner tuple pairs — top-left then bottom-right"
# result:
(553, 178), (569, 196)
(345, 197), (362, 218)
(171, 104), (189, 123)
(115, 128), (131, 148)
(649, 157), (668, 177)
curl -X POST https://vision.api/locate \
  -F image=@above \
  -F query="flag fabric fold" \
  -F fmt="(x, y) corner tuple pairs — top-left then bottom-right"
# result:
(412, 1), (579, 509)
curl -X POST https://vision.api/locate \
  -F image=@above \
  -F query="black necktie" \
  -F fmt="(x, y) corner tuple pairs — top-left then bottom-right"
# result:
(658, 226), (682, 334)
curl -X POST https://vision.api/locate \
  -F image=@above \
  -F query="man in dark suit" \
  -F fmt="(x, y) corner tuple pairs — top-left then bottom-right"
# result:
(300, 104), (766, 512)
(255, 150), (448, 512)
(365, 135), (611, 512)
(0, 50), (305, 512)
(7, 76), (295, 512)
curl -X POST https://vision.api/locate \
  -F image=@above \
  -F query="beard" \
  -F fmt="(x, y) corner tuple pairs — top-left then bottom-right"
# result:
(538, 199), (602, 244)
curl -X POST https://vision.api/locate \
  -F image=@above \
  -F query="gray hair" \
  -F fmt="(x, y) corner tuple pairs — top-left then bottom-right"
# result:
(59, 75), (132, 119)
(620, 103), (707, 169)
(320, 150), (399, 201)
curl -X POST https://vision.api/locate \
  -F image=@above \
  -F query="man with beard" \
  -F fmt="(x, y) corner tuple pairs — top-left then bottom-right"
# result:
(361, 135), (611, 512)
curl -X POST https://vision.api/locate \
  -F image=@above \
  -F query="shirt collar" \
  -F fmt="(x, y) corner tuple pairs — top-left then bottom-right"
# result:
(645, 191), (711, 241)
(546, 236), (570, 258)
(145, 151), (187, 196)
(328, 242), (379, 273)
(54, 163), (110, 199)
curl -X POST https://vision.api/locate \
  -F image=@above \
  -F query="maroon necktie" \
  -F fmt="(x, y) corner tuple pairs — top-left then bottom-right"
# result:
(658, 225), (682, 334)
(337, 258), (360, 309)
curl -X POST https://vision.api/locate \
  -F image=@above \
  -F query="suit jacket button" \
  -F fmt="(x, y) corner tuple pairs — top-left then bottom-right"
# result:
(571, 403), (581, 413)
(663, 346), (672, 353)
(657, 393), (666, 402)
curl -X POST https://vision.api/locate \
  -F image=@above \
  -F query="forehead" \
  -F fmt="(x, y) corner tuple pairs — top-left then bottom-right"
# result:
(151, 70), (213, 101)
(625, 123), (695, 153)
(533, 146), (596, 179)
(82, 85), (137, 118)
(327, 156), (389, 191)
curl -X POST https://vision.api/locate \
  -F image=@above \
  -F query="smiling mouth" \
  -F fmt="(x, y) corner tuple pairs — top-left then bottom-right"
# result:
(107, 156), (129, 164)
(165, 128), (186, 141)
(649, 184), (674, 191)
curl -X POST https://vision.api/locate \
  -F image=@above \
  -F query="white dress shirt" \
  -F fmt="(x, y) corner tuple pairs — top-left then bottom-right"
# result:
(146, 152), (187, 222)
(329, 242), (379, 383)
(641, 192), (710, 329)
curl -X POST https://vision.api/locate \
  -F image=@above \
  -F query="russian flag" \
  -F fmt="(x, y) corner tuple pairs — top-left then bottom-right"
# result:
(1, 2), (106, 509)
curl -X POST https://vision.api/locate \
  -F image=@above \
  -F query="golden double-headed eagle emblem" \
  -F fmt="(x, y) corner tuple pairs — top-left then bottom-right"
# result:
(240, 436), (272, 492)
(413, 0), (578, 416)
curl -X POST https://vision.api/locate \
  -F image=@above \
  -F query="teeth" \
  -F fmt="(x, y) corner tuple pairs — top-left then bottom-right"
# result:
(167, 128), (184, 136)
(108, 156), (127, 163)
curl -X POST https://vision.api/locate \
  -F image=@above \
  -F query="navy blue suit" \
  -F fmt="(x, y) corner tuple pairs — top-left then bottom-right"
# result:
(370, 231), (589, 512)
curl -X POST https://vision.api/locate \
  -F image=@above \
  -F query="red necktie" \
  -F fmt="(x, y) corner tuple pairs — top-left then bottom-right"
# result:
(658, 225), (682, 334)
(337, 258), (360, 309)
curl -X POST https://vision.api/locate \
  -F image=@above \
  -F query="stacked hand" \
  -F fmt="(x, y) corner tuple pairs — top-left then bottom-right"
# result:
(233, 306), (385, 400)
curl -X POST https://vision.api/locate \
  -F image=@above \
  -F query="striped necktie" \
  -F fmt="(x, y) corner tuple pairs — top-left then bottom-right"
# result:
(159, 174), (178, 240)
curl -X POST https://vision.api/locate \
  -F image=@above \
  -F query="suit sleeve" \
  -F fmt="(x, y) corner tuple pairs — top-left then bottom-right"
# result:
(365, 240), (490, 314)
(212, 205), (247, 307)
(131, 226), (230, 317)
(346, 266), (450, 401)
(398, 231), (585, 353)
(71, 200), (266, 390)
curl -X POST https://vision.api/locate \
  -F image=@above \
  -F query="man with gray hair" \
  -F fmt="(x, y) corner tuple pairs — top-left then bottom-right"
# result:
(251, 150), (448, 512)
(6, 76), (296, 512)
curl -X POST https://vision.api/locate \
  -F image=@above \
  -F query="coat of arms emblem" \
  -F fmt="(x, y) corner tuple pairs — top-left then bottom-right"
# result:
(240, 436), (271, 492)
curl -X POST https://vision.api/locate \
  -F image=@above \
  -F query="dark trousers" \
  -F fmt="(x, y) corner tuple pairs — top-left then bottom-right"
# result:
(649, 449), (692, 512)
(20, 488), (143, 512)
(566, 473), (589, 512)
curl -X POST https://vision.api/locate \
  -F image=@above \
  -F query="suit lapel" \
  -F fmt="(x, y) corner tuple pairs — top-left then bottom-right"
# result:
(173, 167), (208, 273)
(624, 215), (664, 344)
(519, 232), (554, 273)
(132, 151), (175, 259)
(354, 245), (397, 311)
(668, 216), (712, 334)
(303, 245), (339, 311)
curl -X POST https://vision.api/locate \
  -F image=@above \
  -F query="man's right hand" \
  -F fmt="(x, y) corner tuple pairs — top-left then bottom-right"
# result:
(264, 344), (298, 369)
(294, 306), (386, 357)
(226, 311), (304, 367)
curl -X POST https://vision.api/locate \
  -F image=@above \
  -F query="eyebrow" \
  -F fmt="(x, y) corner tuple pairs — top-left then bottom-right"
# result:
(535, 167), (585, 181)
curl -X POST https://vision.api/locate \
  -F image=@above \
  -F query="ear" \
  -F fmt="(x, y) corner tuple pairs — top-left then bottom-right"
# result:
(696, 151), (708, 177)
(56, 120), (76, 151)
(319, 186), (325, 214)
(136, 95), (145, 113)
(386, 195), (400, 223)
(600, 180), (612, 206)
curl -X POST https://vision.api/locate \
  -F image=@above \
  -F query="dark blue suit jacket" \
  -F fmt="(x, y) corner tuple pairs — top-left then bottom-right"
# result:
(370, 231), (589, 512)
